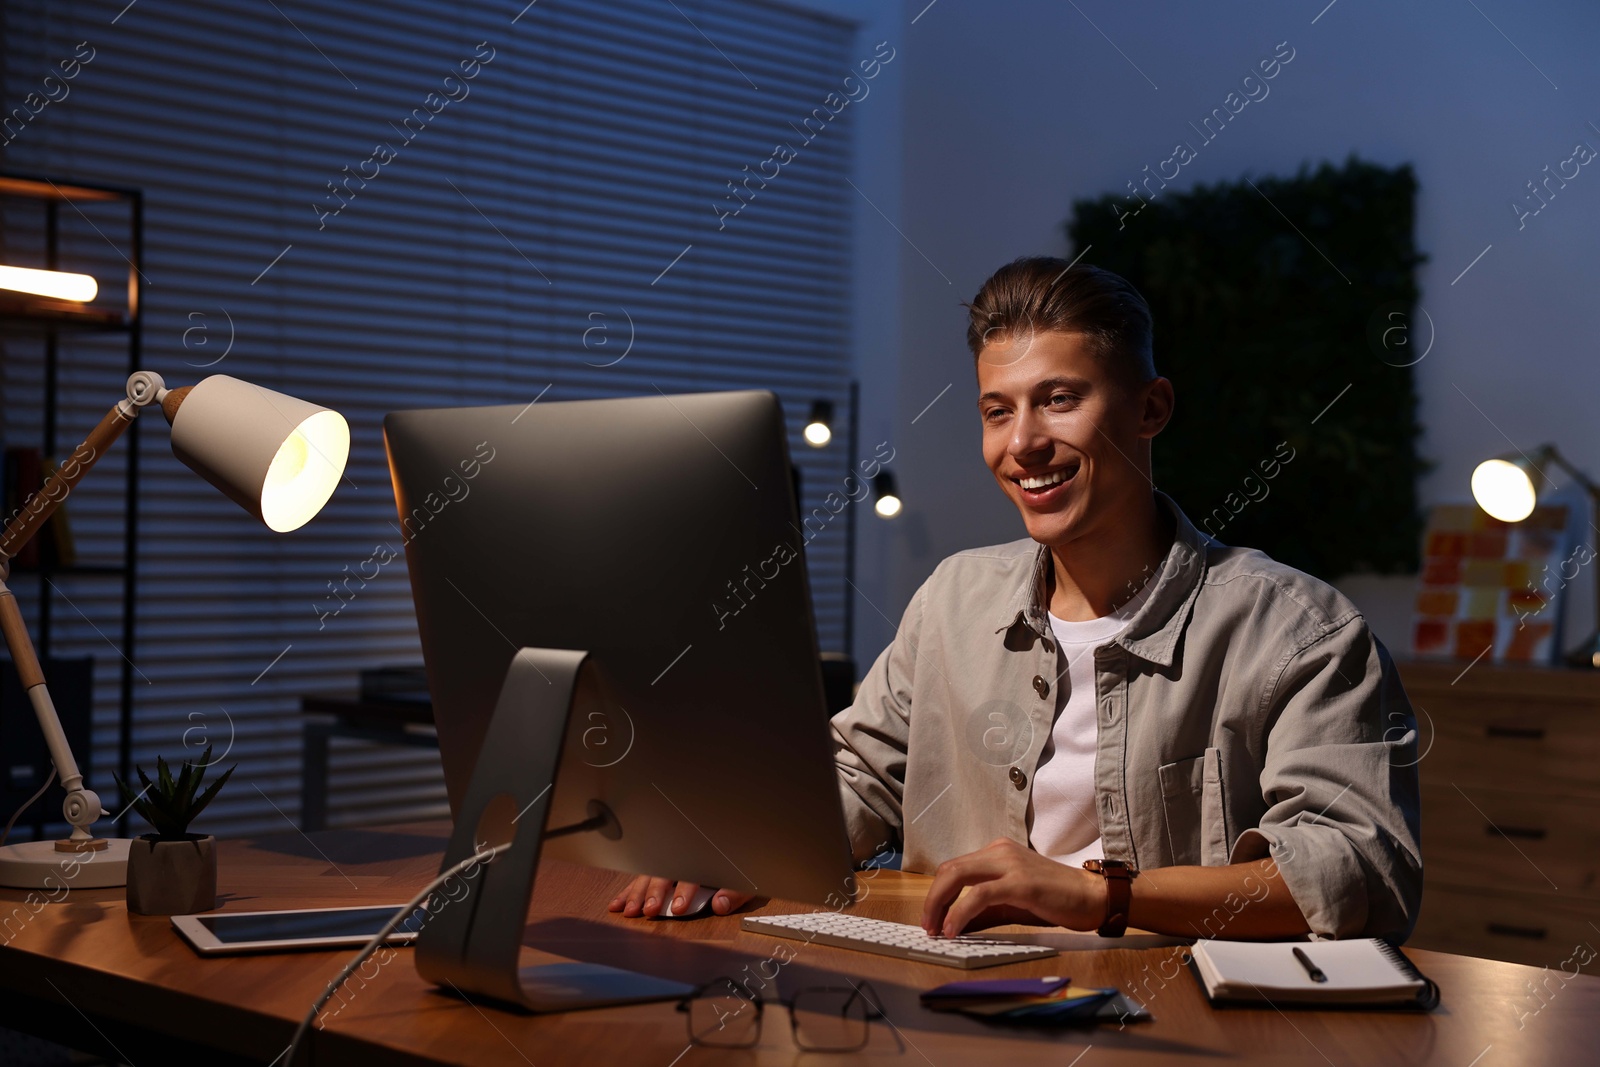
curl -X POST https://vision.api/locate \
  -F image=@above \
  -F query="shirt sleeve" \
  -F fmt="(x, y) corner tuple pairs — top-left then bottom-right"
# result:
(1228, 616), (1423, 941)
(830, 578), (928, 865)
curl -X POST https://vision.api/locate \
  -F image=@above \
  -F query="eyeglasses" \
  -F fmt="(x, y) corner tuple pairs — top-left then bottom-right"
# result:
(677, 977), (886, 1052)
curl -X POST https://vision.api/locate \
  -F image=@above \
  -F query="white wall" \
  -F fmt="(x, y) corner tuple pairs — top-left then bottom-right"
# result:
(853, 0), (1600, 661)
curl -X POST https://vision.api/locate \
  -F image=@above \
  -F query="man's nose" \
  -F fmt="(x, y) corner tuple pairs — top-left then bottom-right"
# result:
(1008, 408), (1052, 460)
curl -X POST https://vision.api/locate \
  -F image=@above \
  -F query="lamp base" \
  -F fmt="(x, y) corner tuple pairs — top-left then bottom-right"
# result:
(0, 837), (130, 889)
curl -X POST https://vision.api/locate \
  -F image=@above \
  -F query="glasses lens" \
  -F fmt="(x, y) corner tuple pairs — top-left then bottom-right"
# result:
(791, 987), (871, 1051)
(688, 986), (761, 1048)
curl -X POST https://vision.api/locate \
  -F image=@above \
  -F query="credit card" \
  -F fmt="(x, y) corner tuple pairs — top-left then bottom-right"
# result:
(920, 976), (1069, 1001)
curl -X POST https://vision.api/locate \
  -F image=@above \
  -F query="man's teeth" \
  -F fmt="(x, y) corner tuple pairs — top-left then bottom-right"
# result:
(1019, 468), (1072, 490)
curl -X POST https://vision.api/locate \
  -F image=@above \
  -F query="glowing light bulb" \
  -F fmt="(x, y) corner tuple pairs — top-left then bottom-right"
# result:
(803, 400), (834, 449)
(1471, 459), (1536, 523)
(267, 432), (309, 488)
(260, 412), (348, 532)
(0, 264), (98, 302)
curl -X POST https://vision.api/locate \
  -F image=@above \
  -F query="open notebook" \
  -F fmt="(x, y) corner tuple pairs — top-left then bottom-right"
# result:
(1191, 939), (1438, 1009)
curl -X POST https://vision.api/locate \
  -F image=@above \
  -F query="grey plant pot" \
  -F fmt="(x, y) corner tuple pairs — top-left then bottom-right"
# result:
(126, 834), (218, 915)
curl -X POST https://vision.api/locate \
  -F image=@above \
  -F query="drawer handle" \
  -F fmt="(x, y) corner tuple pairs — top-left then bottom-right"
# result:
(1485, 725), (1545, 740)
(1486, 823), (1547, 841)
(1487, 922), (1547, 940)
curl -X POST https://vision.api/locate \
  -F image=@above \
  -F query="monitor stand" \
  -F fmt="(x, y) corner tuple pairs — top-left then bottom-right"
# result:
(412, 648), (694, 1012)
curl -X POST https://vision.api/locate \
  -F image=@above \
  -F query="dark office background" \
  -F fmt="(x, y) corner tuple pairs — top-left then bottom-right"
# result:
(4, 1), (1599, 837)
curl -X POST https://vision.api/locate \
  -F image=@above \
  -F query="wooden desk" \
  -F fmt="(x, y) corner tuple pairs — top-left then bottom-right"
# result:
(3, 821), (1598, 1065)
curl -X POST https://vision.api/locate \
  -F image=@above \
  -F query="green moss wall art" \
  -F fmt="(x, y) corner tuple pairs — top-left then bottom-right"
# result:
(1069, 155), (1430, 579)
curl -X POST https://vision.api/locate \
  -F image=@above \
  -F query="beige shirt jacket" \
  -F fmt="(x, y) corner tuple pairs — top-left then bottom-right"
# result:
(832, 491), (1423, 941)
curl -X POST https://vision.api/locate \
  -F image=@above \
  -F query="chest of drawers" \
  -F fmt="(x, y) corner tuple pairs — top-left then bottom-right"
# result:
(1398, 659), (1600, 965)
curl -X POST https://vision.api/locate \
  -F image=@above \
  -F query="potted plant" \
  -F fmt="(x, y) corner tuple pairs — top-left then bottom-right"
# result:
(113, 745), (235, 915)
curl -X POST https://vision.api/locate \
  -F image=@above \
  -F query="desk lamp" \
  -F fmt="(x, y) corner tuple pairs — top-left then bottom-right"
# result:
(1471, 444), (1600, 668)
(0, 372), (348, 889)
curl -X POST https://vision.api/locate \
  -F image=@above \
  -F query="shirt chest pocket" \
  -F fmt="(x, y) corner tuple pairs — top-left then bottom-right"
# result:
(1157, 748), (1230, 866)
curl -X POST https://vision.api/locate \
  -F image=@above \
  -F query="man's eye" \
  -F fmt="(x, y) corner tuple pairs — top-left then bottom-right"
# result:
(1048, 393), (1078, 407)
(983, 408), (1008, 422)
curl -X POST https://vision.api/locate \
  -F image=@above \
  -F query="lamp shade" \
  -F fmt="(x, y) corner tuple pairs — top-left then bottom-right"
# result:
(169, 375), (348, 532)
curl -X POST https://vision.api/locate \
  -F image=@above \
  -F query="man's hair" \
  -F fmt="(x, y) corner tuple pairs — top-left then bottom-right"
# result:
(964, 257), (1156, 387)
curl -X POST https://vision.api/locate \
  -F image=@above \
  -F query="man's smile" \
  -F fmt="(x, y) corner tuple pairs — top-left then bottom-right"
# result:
(1011, 458), (1082, 506)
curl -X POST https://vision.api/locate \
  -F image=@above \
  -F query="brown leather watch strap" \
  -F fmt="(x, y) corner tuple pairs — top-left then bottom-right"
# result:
(1082, 858), (1136, 937)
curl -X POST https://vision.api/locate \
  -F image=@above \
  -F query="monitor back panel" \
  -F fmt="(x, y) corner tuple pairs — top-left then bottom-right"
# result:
(383, 390), (857, 905)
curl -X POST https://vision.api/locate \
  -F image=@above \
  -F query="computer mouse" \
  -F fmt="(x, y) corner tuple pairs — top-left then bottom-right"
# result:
(651, 885), (717, 920)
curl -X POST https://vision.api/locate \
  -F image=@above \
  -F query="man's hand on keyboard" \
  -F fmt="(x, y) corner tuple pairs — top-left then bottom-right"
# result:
(608, 874), (752, 918)
(921, 837), (1106, 937)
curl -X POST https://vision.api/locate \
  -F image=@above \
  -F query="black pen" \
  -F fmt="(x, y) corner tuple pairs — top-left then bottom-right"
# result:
(1293, 946), (1328, 983)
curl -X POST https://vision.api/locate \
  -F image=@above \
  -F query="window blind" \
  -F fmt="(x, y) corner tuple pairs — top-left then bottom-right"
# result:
(1, 0), (863, 836)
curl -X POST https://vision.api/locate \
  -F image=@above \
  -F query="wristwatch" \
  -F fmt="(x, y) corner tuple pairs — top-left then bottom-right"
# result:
(1082, 858), (1138, 937)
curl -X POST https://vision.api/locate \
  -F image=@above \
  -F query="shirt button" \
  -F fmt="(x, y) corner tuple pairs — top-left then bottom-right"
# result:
(1009, 767), (1027, 790)
(1032, 675), (1049, 699)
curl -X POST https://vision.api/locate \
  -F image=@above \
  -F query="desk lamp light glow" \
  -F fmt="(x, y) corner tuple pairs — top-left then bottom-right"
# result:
(0, 372), (348, 889)
(1471, 444), (1600, 668)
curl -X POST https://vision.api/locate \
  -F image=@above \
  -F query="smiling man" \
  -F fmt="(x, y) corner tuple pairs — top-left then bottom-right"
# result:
(612, 257), (1422, 943)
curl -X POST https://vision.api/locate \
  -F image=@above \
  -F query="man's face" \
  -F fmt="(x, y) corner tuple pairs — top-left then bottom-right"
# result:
(976, 329), (1170, 548)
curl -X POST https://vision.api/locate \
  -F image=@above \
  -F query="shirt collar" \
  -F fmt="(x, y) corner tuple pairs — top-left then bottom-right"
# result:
(995, 490), (1213, 669)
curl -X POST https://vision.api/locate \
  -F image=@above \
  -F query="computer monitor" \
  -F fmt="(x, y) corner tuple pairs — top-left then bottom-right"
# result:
(382, 389), (860, 1009)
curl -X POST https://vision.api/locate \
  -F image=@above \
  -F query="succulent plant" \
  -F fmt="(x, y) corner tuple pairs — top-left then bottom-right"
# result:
(112, 745), (235, 840)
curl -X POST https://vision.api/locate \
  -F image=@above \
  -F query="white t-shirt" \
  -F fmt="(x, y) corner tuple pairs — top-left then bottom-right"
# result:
(1027, 579), (1154, 866)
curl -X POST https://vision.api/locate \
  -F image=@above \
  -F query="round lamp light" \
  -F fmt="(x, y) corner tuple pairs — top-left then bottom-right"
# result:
(872, 470), (902, 519)
(1471, 458), (1537, 523)
(167, 375), (349, 532)
(804, 400), (834, 448)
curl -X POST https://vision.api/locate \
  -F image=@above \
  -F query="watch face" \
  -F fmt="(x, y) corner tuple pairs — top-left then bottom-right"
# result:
(1085, 858), (1137, 876)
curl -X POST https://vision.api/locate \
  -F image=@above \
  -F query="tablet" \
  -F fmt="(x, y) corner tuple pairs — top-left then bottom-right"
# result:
(171, 904), (427, 956)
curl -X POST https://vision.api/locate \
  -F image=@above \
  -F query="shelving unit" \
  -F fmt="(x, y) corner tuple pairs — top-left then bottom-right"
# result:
(0, 173), (143, 835)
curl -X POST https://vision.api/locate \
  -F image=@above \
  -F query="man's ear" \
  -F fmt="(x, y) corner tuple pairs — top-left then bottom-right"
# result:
(1137, 377), (1174, 439)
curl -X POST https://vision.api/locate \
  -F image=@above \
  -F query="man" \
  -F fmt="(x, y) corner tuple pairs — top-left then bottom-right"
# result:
(611, 257), (1422, 942)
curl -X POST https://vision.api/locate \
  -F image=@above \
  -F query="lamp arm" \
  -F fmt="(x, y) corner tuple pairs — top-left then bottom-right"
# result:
(0, 579), (101, 841)
(1541, 446), (1600, 504)
(0, 371), (166, 844)
(0, 371), (166, 567)
(1537, 445), (1600, 668)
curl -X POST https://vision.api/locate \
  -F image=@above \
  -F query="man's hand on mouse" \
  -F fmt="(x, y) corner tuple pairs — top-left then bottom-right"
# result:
(609, 874), (753, 918)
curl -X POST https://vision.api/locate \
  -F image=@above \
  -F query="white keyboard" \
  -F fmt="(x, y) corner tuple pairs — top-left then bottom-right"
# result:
(740, 911), (1058, 969)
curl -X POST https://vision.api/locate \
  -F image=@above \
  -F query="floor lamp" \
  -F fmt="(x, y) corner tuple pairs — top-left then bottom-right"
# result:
(0, 371), (348, 889)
